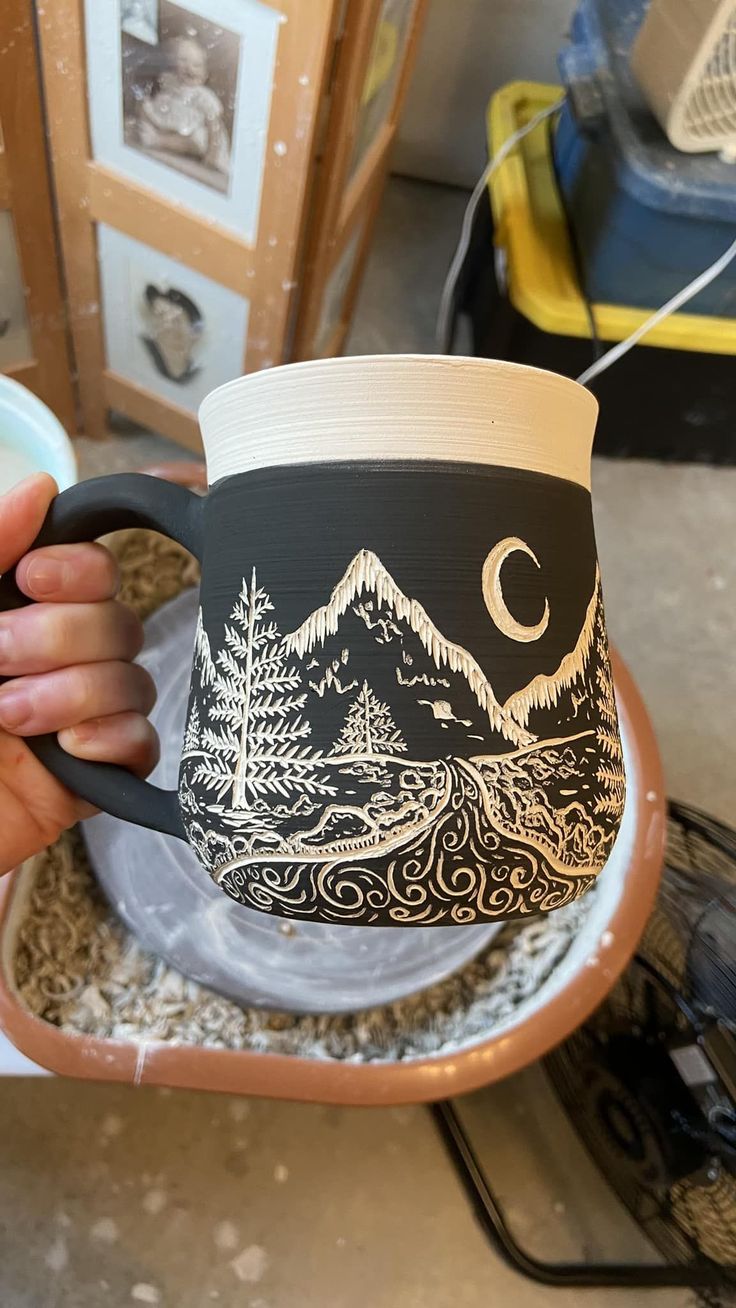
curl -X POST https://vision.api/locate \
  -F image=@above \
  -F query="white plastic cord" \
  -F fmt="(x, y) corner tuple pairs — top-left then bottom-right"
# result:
(576, 234), (736, 385)
(435, 98), (565, 354)
(436, 95), (736, 387)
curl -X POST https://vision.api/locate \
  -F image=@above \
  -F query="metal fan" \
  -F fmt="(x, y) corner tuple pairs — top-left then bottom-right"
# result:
(632, 0), (736, 155)
(546, 801), (736, 1295)
(435, 802), (736, 1297)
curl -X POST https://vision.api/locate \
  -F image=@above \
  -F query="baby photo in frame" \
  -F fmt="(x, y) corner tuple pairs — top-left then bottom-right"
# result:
(121, 0), (238, 196)
(97, 224), (249, 414)
(85, 0), (283, 239)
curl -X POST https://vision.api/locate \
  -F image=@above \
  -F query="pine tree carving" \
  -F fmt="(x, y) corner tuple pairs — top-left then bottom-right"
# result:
(192, 569), (334, 807)
(182, 701), (201, 757)
(593, 627), (626, 817)
(334, 681), (407, 757)
(194, 608), (215, 685)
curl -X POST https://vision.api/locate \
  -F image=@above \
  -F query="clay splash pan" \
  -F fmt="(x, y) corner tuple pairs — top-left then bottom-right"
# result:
(0, 653), (662, 1105)
(0, 531), (665, 1105)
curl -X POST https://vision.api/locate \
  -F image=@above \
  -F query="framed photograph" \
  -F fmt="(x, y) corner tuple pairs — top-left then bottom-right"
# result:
(0, 210), (32, 370)
(85, 0), (283, 239)
(38, 0), (337, 440)
(348, 0), (416, 181)
(98, 223), (249, 414)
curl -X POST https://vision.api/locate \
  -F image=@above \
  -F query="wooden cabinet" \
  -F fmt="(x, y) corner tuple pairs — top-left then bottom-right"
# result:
(0, 0), (426, 448)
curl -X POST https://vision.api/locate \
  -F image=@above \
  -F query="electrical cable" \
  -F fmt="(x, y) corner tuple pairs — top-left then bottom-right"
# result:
(437, 95), (736, 389)
(435, 98), (565, 354)
(577, 234), (736, 386)
(546, 112), (602, 363)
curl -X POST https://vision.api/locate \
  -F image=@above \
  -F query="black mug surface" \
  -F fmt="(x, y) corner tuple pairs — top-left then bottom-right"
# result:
(1, 356), (625, 926)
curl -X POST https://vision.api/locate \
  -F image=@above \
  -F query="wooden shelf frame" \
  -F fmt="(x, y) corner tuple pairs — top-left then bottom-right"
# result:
(37, 0), (339, 444)
(292, 0), (428, 361)
(0, 0), (76, 430)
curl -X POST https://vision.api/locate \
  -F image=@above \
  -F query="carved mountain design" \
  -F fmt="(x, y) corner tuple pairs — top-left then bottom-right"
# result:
(194, 608), (215, 686)
(181, 551), (624, 927)
(503, 569), (600, 727)
(285, 548), (533, 748)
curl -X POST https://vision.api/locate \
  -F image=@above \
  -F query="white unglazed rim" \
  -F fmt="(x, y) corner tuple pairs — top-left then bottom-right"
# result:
(198, 355), (598, 490)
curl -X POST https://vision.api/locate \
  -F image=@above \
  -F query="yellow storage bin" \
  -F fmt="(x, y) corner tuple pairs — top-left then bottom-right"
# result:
(486, 81), (736, 357)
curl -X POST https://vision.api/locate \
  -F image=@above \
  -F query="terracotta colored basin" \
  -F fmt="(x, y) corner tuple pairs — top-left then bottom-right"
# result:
(0, 650), (665, 1105)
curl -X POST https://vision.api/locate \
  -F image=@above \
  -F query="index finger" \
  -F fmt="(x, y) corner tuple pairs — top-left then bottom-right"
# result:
(0, 473), (58, 575)
(15, 542), (120, 603)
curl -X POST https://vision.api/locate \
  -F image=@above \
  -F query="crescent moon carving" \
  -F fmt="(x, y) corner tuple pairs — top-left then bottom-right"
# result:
(482, 537), (550, 643)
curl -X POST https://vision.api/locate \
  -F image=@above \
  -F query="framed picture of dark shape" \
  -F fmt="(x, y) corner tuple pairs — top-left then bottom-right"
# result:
(97, 223), (249, 414)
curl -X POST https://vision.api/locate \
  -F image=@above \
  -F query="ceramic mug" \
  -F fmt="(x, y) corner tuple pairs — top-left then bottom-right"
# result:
(0, 356), (625, 926)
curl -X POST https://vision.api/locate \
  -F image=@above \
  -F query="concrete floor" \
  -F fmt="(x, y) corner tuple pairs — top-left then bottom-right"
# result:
(1, 175), (732, 1305)
(0, 1072), (691, 1308)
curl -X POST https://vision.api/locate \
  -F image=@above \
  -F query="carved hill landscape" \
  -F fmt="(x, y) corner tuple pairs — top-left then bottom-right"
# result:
(179, 552), (625, 925)
(284, 548), (532, 748)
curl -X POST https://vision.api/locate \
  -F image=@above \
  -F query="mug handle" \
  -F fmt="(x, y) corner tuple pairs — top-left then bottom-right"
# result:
(0, 473), (204, 840)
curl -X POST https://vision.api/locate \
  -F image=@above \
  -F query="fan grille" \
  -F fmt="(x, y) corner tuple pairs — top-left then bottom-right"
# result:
(547, 803), (736, 1282)
(632, 0), (736, 152)
(683, 11), (736, 145)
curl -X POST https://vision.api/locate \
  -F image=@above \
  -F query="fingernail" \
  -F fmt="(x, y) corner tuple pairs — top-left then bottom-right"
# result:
(25, 557), (66, 597)
(68, 720), (98, 743)
(0, 690), (32, 729)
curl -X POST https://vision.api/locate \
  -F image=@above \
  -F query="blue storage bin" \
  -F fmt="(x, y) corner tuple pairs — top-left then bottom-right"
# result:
(555, 0), (736, 318)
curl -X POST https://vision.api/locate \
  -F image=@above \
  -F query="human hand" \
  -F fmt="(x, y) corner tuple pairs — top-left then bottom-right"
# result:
(0, 474), (159, 873)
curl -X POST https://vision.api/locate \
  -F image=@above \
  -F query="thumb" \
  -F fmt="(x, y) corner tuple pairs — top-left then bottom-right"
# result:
(0, 473), (58, 575)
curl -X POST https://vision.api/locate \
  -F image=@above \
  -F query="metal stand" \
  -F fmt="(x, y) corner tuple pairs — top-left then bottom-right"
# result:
(432, 1100), (731, 1292)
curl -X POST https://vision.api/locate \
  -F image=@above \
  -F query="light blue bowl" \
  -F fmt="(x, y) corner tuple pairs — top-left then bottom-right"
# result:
(0, 376), (76, 491)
